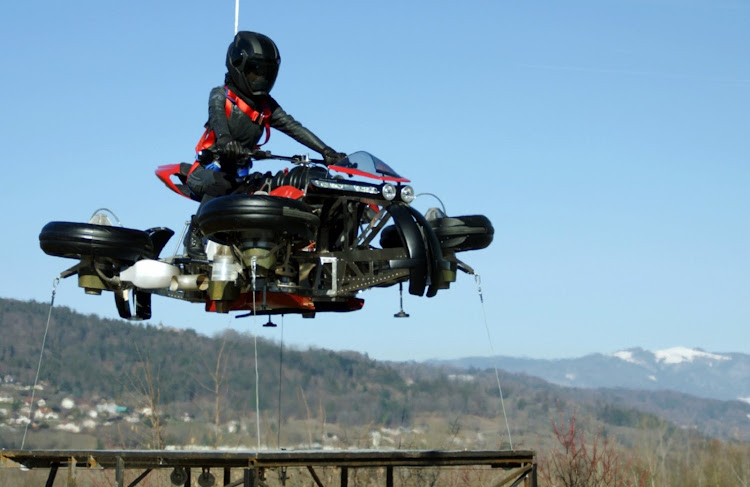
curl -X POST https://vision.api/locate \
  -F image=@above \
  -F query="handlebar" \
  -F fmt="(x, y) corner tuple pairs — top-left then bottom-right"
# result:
(198, 148), (326, 166)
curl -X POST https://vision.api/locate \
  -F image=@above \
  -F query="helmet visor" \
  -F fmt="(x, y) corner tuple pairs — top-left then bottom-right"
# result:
(243, 59), (278, 94)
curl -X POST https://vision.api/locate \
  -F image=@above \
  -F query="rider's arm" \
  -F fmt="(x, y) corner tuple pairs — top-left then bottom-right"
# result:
(268, 102), (332, 154)
(207, 86), (232, 143)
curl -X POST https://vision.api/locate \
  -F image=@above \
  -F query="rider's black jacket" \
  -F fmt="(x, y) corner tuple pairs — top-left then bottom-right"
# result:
(206, 82), (332, 156)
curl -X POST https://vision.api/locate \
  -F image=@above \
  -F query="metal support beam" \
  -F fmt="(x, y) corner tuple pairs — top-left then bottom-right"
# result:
(127, 468), (152, 487)
(243, 468), (255, 487)
(386, 466), (393, 487)
(491, 465), (533, 487)
(508, 466), (533, 487)
(115, 457), (124, 487)
(340, 466), (348, 487)
(45, 463), (59, 487)
(307, 465), (325, 487)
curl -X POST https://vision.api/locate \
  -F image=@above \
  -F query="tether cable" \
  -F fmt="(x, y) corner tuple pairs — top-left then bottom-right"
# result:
(474, 273), (513, 449)
(21, 277), (59, 449)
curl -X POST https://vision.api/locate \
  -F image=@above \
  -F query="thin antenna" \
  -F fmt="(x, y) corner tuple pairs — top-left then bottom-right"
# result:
(234, 0), (240, 35)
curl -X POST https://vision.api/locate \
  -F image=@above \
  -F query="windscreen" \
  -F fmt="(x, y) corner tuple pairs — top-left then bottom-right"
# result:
(329, 151), (409, 183)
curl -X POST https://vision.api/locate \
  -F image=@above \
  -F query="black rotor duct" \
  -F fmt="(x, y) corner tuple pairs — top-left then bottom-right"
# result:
(196, 194), (320, 247)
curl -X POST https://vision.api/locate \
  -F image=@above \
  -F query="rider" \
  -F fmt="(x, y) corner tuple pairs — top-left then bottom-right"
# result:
(185, 31), (346, 257)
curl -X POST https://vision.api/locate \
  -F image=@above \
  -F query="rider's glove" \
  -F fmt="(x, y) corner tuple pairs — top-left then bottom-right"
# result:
(218, 138), (244, 162)
(323, 148), (347, 166)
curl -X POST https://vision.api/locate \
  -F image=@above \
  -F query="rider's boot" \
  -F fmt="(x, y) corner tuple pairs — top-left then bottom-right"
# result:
(184, 216), (206, 259)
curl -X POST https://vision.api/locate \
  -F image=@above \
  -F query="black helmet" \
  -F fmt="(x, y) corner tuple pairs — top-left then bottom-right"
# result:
(226, 31), (281, 97)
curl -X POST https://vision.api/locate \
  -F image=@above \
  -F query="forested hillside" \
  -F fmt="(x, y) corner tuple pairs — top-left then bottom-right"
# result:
(1, 298), (485, 428)
(1, 297), (749, 447)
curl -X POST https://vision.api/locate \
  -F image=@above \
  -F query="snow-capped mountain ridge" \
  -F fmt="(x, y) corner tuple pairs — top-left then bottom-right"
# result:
(612, 350), (644, 365)
(431, 347), (750, 402)
(614, 346), (730, 365)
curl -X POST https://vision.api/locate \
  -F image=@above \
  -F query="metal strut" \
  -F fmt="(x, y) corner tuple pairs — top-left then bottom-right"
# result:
(249, 256), (262, 451)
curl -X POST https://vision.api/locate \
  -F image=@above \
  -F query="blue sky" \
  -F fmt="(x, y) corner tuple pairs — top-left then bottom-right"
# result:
(1, 0), (748, 361)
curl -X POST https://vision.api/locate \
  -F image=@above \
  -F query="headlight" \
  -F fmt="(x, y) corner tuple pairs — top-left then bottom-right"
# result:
(400, 185), (415, 203)
(313, 179), (379, 195)
(382, 184), (397, 201)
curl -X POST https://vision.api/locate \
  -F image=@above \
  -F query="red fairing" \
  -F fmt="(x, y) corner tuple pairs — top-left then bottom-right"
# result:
(329, 165), (410, 183)
(205, 291), (315, 313)
(205, 292), (365, 314)
(155, 164), (196, 200)
(269, 185), (304, 199)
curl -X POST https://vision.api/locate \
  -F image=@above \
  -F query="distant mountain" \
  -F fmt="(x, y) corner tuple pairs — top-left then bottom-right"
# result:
(429, 347), (750, 403)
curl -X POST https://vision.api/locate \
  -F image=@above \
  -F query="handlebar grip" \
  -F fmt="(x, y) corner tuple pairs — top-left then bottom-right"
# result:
(198, 147), (259, 163)
(251, 149), (271, 160)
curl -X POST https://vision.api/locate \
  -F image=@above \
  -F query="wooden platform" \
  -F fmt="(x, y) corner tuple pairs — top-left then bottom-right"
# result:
(1, 448), (537, 486)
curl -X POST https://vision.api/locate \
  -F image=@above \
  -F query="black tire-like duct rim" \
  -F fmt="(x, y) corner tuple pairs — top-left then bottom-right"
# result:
(380, 214), (494, 252)
(39, 222), (154, 262)
(432, 215), (494, 251)
(197, 194), (320, 246)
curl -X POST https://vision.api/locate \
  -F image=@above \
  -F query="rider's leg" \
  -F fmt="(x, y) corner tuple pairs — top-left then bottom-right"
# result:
(184, 166), (237, 258)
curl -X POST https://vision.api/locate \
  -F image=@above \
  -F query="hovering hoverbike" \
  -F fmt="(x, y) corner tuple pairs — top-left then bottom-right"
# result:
(39, 151), (493, 320)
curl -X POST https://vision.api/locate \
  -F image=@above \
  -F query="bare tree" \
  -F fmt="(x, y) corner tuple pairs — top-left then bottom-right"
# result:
(538, 408), (648, 487)
(297, 385), (314, 447)
(127, 346), (165, 449)
(192, 335), (232, 447)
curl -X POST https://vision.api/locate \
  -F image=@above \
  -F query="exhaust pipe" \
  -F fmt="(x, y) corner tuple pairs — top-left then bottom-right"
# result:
(170, 274), (209, 292)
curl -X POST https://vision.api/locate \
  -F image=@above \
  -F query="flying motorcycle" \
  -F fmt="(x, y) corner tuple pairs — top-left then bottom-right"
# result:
(39, 151), (493, 320)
